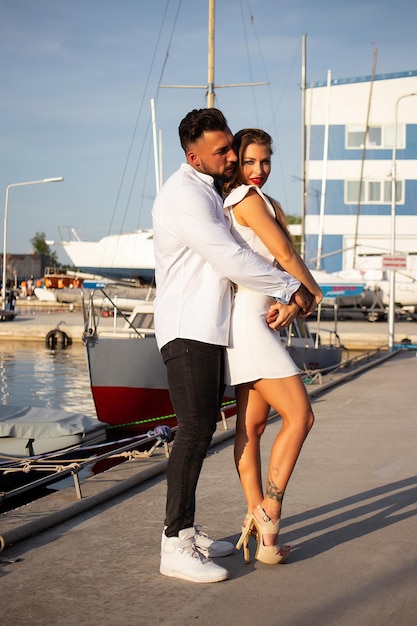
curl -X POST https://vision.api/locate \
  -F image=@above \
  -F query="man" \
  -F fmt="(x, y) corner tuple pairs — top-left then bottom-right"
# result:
(152, 108), (312, 583)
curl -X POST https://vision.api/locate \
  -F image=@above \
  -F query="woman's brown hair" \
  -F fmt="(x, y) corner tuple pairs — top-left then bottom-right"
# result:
(224, 128), (293, 243)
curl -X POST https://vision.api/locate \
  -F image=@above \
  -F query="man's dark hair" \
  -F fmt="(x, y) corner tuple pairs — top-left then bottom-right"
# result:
(179, 108), (229, 152)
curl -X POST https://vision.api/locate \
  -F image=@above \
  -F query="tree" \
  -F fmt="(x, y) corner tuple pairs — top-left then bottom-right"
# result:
(30, 231), (58, 266)
(285, 214), (302, 253)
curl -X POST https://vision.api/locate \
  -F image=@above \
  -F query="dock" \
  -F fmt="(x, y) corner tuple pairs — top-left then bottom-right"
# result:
(0, 300), (416, 350)
(1, 349), (416, 625)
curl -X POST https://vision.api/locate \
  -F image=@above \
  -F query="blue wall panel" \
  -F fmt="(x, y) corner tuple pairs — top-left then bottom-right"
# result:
(305, 234), (344, 273)
(307, 179), (417, 216)
(309, 124), (417, 161)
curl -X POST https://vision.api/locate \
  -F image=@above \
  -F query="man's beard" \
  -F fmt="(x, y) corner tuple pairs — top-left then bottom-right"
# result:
(199, 159), (235, 181)
(221, 169), (234, 182)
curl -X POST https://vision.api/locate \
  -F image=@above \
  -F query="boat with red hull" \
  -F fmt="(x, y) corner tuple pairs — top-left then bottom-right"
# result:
(85, 320), (175, 434)
(83, 295), (237, 434)
(82, 289), (343, 434)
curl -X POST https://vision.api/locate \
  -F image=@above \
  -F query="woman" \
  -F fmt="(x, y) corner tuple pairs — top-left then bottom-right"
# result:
(223, 128), (323, 565)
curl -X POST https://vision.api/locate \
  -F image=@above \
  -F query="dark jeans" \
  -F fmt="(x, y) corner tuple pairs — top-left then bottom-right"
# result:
(161, 338), (225, 537)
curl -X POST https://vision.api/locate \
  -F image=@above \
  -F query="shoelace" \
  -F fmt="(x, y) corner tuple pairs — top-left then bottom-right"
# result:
(192, 544), (207, 562)
(193, 525), (209, 540)
(178, 543), (207, 562)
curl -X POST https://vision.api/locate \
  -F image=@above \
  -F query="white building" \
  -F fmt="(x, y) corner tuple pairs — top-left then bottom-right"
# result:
(305, 70), (417, 278)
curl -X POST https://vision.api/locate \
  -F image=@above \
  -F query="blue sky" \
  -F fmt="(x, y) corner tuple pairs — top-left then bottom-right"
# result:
(1, 0), (416, 262)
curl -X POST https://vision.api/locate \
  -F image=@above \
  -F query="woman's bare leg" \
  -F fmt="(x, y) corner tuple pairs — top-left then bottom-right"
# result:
(253, 374), (314, 543)
(234, 383), (270, 514)
(235, 374), (314, 544)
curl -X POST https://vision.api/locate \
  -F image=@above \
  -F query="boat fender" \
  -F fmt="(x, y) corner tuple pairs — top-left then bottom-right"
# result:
(147, 425), (172, 443)
(45, 329), (73, 350)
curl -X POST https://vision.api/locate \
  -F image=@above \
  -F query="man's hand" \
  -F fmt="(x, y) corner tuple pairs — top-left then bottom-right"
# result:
(266, 300), (300, 330)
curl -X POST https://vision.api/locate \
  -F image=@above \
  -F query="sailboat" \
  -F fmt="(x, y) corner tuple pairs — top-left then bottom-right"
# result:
(80, 1), (258, 432)
(61, 227), (155, 283)
(80, 14), (349, 434)
(61, 0), (270, 281)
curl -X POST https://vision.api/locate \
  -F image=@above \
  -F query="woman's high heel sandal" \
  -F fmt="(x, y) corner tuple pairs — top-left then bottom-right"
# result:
(236, 504), (291, 565)
(240, 514), (257, 563)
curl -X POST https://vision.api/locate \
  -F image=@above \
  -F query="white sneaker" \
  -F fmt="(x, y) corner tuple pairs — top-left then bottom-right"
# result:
(160, 528), (229, 583)
(193, 525), (235, 558)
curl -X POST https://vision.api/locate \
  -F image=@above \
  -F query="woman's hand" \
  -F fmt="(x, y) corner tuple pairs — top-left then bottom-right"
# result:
(266, 300), (300, 330)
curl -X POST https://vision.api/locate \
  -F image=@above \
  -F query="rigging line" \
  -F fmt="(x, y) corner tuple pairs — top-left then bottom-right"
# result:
(269, 36), (302, 214)
(119, 0), (184, 234)
(119, 115), (152, 234)
(269, 37), (301, 126)
(245, 6), (281, 175)
(352, 46), (378, 269)
(106, 0), (174, 238)
(246, 3), (295, 213)
(246, 5), (273, 126)
(239, 1), (259, 124)
(135, 138), (155, 230)
(154, 0), (184, 99)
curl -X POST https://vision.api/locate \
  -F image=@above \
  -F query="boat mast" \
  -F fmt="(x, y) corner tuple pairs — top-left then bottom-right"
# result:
(300, 33), (307, 259)
(160, 0), (268, 106)
(151, 98), (161, 194)
(207, 0), (215, 107)
(316, 69), (331, 271)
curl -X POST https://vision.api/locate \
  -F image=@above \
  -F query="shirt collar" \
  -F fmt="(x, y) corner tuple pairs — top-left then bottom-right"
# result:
(181, 162), (216, 187)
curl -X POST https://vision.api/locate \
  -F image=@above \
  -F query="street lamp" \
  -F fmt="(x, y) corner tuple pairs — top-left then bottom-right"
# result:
(2, 177), (64, 309)
(388, 93), (417, 350)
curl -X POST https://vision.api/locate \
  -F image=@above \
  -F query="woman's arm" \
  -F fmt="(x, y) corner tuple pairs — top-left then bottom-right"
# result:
(233, 189), (323, 304)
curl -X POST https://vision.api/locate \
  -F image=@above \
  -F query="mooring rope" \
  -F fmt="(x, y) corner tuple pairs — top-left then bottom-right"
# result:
(106, 399), (236, 430)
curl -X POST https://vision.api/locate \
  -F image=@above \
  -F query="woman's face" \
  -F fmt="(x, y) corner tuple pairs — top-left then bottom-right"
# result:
(241, 142), (271, 188)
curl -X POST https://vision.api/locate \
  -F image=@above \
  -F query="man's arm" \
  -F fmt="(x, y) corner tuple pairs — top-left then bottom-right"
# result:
(169, 185), (300, 303)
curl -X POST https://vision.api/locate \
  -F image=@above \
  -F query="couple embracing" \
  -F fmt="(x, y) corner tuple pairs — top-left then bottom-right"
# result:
(152, 108), (322, 583)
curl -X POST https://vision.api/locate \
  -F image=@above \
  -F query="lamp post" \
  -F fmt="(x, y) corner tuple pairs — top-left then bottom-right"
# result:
(2, 177), (64, 309)
(388, 93), (417, 350)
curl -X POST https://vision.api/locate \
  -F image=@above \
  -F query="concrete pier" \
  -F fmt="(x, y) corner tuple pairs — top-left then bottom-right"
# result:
(1, 300), (416, 349)
(0, 349), (416, 625)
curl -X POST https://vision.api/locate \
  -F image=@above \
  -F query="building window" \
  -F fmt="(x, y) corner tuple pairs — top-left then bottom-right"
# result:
(346, 124), (405, 149)
(368, 181), (381, 201)
(384, 180), (403, 203)
(346, 180), (403, 204)
(346, 181), (364, 202)
(346, 126), (367, 148)
(367, 127), (382, 147)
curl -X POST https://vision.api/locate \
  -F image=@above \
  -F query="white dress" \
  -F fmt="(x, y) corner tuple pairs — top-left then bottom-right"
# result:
(224, 185), (299, 386)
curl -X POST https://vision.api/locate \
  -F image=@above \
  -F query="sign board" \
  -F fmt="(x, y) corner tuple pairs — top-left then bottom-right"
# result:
(382, 255), (407, 270)
(83, 281), (107, 289)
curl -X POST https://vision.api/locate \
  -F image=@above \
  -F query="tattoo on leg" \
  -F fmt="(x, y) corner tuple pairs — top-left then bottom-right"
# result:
(266, 477), (283, 503)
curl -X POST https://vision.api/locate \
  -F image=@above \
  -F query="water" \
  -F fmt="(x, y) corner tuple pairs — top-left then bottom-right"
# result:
(0, 342), (99, 507)
(0, 341), (96, 417)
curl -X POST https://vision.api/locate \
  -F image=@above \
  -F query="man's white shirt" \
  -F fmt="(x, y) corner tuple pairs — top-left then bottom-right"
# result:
(152, 163), (300, 349)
